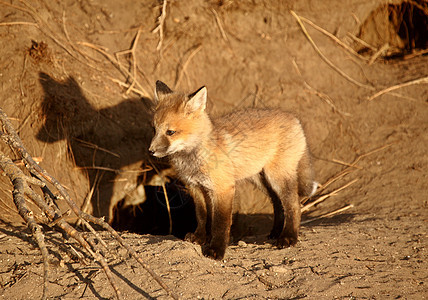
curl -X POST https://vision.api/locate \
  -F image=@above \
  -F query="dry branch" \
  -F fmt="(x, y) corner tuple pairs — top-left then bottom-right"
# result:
(0, 108), (179, 299)
(290, 10), (375, 91)
(367, 77), (428, 101)
(153, 0), (168, 52)
(301, 204), (354, 225)
(297, 15), (367, 61)
(301, 143), (394, 221)
(0, 154), (49, 299)
(115, 27), (144, 95)
(175, 44), (203, 88)
(301, 179), (357, 213)
(212, 9), (229, 42)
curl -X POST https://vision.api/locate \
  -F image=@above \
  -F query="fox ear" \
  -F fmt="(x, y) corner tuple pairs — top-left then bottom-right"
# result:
(155, 80), (173, 103)
(186, 86), (207, 112)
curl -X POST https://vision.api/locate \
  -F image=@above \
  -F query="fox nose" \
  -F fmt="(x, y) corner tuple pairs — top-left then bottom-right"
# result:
(148, 144), (155, 156)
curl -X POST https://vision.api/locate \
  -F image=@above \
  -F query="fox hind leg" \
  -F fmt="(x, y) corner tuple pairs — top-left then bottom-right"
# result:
(278, 179), (301, 248)
(297, 149), (317, 197)
(259, 171), (285, 240)
(262, 169), (301, 248)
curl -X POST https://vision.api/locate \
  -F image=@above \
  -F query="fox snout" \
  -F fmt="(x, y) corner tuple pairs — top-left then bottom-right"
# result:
(149, 139), (167, 158)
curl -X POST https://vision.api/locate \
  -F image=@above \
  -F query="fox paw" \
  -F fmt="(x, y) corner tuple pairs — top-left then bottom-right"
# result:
(185, 232), (206, 245)
(202, 244), (226, 260)
(276, 236), (298, 249)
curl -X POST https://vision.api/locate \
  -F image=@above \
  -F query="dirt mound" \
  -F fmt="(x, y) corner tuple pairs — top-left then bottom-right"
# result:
(0, 0), (427, 299)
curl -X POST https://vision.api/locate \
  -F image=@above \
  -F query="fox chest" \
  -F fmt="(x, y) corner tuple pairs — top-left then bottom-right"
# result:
(170, 156), (211, 189)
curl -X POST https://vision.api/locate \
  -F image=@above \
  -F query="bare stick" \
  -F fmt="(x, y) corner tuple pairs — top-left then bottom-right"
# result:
(367, 76), (428, 101)
(331, 158), (363, 169)
(318, 143), (394, 194)
(14, 0), (99, 71)
(292, 59), (351, 116)
(78, 41), (150, 97)
(73, 137), (120, 158)
(0, 154), (49, 300)
(346, 32), (377, 51)
(301, 204), (354, 225)
(152, 0), (167, 52)
(62, 10), (100, 66)
(403, 49), (428, 60)
(298, 15), (367, 61)
(211, 9), (229, 42)
(290, 10), (375, 91)
(0, 21), (37, 26)
(175, 44), (202, 88)
(368, 43), (389, 65)
(19, 53), (28, 97)
(110, 78), (148, 96)
(115, 27), (143, 95)
(302, 179), (358, 213)
(149, 159), (173, 235)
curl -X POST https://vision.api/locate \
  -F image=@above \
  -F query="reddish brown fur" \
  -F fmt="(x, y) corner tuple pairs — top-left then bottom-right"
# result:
(149, 81), (315, 259)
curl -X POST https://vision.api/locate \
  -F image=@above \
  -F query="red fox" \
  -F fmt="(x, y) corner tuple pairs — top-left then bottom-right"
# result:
(149, 81), (317, 260)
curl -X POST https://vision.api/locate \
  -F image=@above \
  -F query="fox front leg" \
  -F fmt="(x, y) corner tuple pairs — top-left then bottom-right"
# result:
(202, 185), (235, 260)
(185, 186), (208, 245)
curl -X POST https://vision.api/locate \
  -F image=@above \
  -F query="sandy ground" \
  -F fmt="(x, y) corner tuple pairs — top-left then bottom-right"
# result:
(0, 0), (427, 299)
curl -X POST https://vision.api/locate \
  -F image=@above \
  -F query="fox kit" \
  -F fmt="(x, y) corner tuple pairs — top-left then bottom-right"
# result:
(149, 81), (316, 260)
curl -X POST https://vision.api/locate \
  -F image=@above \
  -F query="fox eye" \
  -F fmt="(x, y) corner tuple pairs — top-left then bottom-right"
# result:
(166, 129), (176, 136)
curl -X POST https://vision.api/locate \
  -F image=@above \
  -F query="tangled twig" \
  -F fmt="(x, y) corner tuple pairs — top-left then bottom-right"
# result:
(0, 108), (179, 299)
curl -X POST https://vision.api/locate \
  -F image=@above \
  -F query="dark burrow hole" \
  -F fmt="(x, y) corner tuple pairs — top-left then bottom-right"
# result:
(357, 1), (427, 58)
(111, 177), (197, 240)
(110, 169), (274, 241)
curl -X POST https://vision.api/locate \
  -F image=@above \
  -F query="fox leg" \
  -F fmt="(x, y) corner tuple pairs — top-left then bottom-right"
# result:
(185, 186), (207, 245)
(202, 184), (235, 260)
(277, 179), (301, 248)
(297, 149), (317, 197)
(263, 169), (301, 247)
(259, 171), (285, 240)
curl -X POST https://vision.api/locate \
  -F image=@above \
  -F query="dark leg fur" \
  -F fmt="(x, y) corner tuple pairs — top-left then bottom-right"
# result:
(262, 170), (301, 248)
(278, 179), (301, 248)
(185, 187), (208, 245)
(202, 185), (235, 260)
(260, 171), (285, 239)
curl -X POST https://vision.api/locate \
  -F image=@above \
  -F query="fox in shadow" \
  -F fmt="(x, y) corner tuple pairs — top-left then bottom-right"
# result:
(36, 72), (159, 222)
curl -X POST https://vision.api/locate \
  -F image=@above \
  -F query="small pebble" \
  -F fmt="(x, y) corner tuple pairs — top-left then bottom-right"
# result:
(269, 265), (291, 274)
(238, 241), (247, 247)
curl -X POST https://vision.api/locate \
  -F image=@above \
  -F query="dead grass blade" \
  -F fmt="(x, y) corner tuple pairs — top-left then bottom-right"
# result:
(367, 76), (428, 101)
(174, 44), (203, 88)
(302, 179), (358, 213)
(290, 10), (375, 91)
(297, 15), (367, 61)
(301, 204), (354, 225)
(149, 158), (173, 235)
(152, 0), (168, 52)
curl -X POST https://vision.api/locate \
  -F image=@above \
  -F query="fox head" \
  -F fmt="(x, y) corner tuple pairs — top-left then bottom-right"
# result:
(149, 81), (212, 158)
